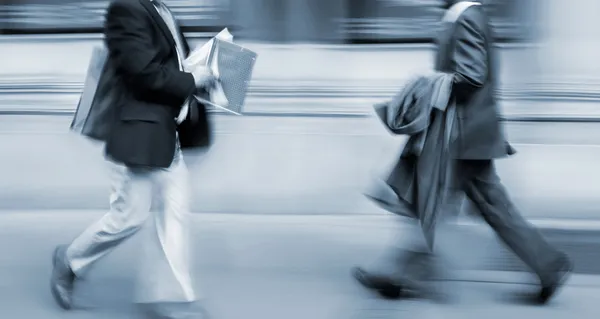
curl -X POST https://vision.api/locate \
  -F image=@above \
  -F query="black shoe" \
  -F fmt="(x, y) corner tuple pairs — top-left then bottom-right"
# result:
(537, 257), (573, 304)
(50, 245), (76, 310)
(509, 257), (573, 305)
(352, 267), (403, 299)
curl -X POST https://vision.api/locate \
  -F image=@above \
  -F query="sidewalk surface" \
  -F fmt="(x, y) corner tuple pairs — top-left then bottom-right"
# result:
(1, 211), (600, 318)
(1, 114), (600, 219)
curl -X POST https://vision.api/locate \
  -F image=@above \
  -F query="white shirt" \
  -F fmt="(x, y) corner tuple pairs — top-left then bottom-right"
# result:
(442, 1), (481, 23)
(151, 0), (189, 123)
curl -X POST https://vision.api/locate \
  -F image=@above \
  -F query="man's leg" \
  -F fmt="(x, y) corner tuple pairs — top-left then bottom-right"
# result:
(50, 160), (153, 309)
(352, 201), (446, 299)
(461, 160), (572, 303)
(353, 163), (467, 299)
(136, 147), (203, 318)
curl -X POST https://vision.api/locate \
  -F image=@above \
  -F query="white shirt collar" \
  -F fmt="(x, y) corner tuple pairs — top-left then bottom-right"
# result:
(442, 1), (481, 23)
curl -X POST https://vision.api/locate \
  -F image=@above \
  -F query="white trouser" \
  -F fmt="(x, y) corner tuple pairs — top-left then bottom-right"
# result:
(65, 145), (196, 303)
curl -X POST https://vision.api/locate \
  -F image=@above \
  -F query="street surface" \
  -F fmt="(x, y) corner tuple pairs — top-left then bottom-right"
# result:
(1, 114), (600, 219)
(1, 211), (599, 318)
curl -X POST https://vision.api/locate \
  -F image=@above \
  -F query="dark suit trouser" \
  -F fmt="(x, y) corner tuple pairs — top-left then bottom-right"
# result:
(454, 160), (566, 284)
(387, 160), (566, 286)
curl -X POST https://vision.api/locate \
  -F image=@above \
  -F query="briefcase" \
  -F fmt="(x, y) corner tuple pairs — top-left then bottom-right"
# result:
(198, 38), (258, 115)
(70, 46), (120, 142)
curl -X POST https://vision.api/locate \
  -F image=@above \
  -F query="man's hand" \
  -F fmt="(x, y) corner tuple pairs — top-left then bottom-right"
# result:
(190, 66), (217, 89)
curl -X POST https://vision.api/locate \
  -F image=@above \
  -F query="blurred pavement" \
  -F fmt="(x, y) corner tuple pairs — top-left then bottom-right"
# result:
(2, 211), (600, 318)
(2, 114), (600, 220)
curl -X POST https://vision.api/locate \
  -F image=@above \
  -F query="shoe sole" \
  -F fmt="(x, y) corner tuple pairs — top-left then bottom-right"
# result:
(352, 268), (403, 299)
(50, 246), (72, 310)
(537, 259), (574, 305)
(547, 263), (573, 302)
(352, 268), (375, 289)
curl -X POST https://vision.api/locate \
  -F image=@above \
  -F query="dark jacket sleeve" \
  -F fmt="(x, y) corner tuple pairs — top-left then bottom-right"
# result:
(451, 7), (488, 99)
(104, 1), (195, 103)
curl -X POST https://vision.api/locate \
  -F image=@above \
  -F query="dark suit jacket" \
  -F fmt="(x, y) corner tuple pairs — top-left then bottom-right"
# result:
(103, 0), (212, 168)
(434, 5), (515, 159)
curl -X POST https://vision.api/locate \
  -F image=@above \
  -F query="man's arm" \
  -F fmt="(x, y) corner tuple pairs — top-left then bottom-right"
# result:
(451, 7), (488, 99)
(104, 1), (195, 104)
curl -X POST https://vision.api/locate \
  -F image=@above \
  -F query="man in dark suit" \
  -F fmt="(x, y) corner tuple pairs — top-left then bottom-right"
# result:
(50, 0), (215, 317)
(353, 0), (572, 304)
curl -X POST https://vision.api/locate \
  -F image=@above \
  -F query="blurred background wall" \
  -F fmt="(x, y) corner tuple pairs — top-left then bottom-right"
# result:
(0, 0), (537, 43)
(535, 0), (600, 85)
(3, 1), (600, 277)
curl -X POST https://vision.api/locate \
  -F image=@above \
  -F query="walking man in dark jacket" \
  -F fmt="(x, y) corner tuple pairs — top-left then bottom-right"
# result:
(353, 0), (572, 304)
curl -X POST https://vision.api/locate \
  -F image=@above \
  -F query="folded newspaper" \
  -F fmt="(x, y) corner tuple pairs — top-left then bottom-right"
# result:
(183, 28), (258, 115)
